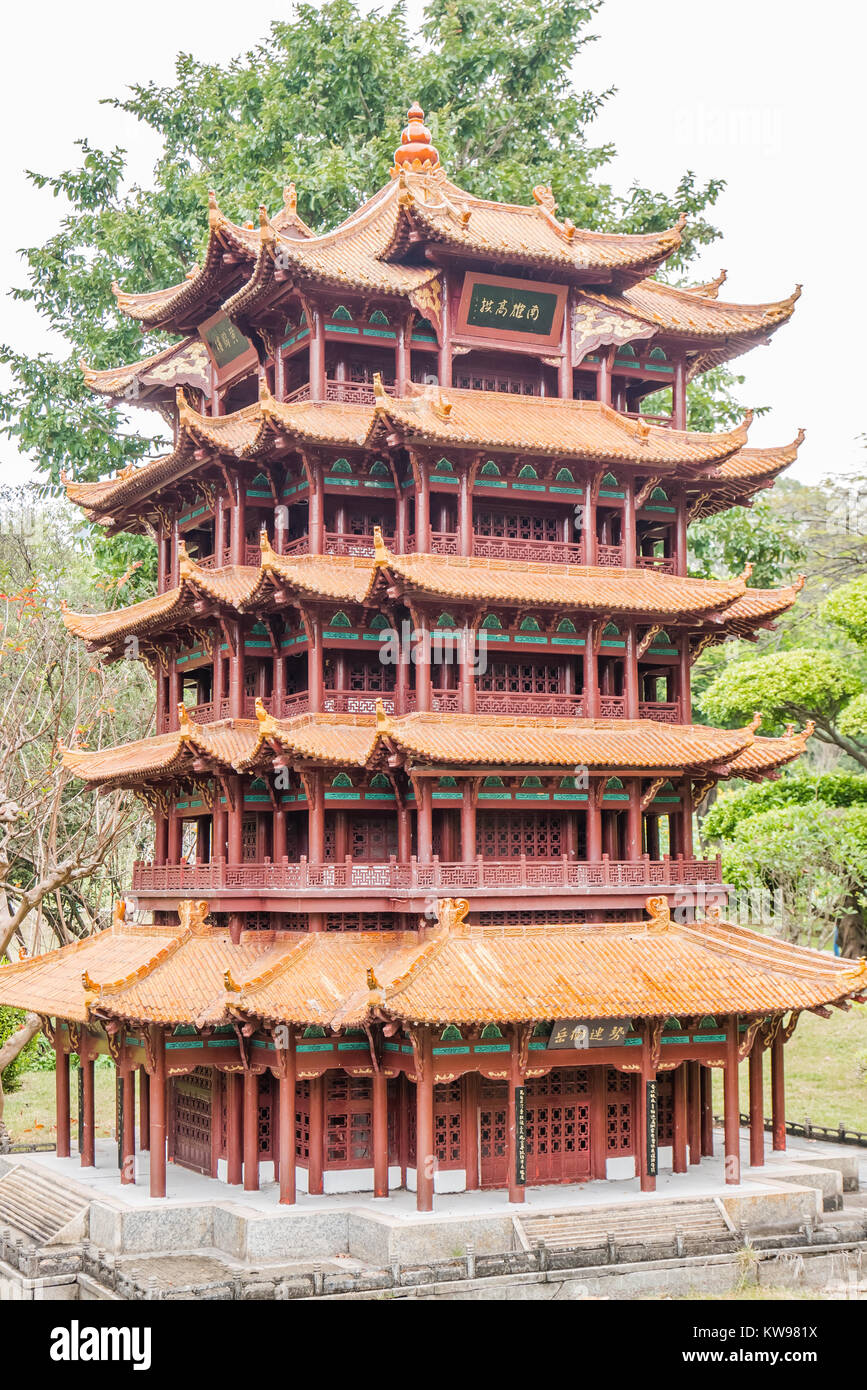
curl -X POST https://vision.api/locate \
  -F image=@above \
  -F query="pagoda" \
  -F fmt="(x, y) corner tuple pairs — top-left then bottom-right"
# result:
(2, 104), (864, 1211)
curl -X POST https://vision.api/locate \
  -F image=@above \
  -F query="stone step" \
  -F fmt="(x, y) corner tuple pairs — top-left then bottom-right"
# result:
(0, 1165), (90, 1246)
(519, 1201), (730, 1250)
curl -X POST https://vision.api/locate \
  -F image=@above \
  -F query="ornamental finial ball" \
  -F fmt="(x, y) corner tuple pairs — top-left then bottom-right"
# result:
(393, 102), (440, 175)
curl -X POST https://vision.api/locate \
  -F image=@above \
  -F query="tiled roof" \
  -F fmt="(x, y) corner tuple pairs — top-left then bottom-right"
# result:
(374, 383), (751, 466)
(361, 912), (866, 1025)
(583, 279), (800, 345)
(720, 579), (805, 635)
(61, 707), (811, 786)
(386, 172), (686, 281)
(2, 898), (863, 1028)
(80, 339), (211, 403)
(381, 711), (759, 771)
(112, 193), (261, 331)
(376, 542), (749, 618)
(727, 728), (813, 779)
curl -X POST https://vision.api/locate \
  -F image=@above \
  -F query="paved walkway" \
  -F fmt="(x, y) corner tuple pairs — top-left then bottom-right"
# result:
(9, 1129), (864, 1221)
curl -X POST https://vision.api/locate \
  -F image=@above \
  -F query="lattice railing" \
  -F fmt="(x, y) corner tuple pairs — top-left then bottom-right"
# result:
(132, 852), (723, 895)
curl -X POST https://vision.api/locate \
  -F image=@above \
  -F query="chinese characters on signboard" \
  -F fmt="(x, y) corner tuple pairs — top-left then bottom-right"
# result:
(198, 311), (259, 384)
(646, 1079), (659, 1176)
(514, 1085), (527, 1186)
(455, 273), (568, 351)
(547, 1018), (634, 1050)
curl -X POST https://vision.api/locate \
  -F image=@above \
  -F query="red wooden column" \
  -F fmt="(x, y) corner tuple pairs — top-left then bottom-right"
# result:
(771, 1024), (787, 1151)
(672, 1063), (688, 1173)
(459, 626), (476, 714)
(79, 1042), (96, 1169)
(395, 319), (411, 394)
(749, 1036), (765, 1167)
(227, 776), (244, 866)
(584, 623), (600, 716)
(154, 811), (168, 866)
(699, 1064), (714, 1156)
(438, 275), (452, 388)
(672, 358), (687, 431)
(278, 1034), (297, 1206)
(597, 349), (613, 406)
(624, 625), (640, 719)
(309, 307), (326, 400)
(416, 779), (433, 864)
(307, 613), (324, 713)
(148, 1026), (167, 1198)
(308, 1075), (325, 1194)
(723, 1015), (741, 1184)
(415, 619), (433, 712)
(558, 289), (573, 399)
(687, 1060), (701, 1165)
(55, 1037), (70, 1159)
(228, 622), (244, 718)
(623, 480), (637, 568)
(121, 1066), (136, 1185)
(582, 479), (597, 566)
(307, 769), (325, 865)
(226, 1072), (243, 1184)
(229, 483), (246, 566)
(637, 1027), (656, 1193)
(415, 1028), (435, 1212)
(680, 778), (694, 859)
(139, 1068), (150, 1151)
(414, 461), (431, 552)
(373, 1070), (389, 1198)
(458, 468), (473, 557)
(507, 1028), (526, 1204)
(626, 778), (643, 861)
(589, 1066), (607, 1179)
(460, 780), (476, 863)
(678, 635), (692, 720)
(674, 491), (688, 577)
(308, 461), (325, 554)
(586, 788), (602, 862)
(243, 1069), (260, 1192)
(463, 1072), (480, 1190)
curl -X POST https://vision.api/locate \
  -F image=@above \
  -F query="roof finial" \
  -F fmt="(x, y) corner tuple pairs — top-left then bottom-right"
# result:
(392, 102), (440, 178)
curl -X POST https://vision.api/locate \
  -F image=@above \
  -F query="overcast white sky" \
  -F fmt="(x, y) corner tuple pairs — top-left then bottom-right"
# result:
(2, 0), (864, 484)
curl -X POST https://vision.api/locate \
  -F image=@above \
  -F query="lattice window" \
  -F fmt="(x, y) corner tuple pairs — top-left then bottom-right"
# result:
(478, 661), (564, 695)
(434, 1081), (462, 1168)
(475, 508), (560, 542)
(295, 1079), (310, 1161)
(325, 912), (395, 931)
(350, 816), (398, 862)
(657, 1073), (674, 1145)
(171, 1068), (213, 1174)
(455, 371), (540, 396)
(477, 909), (592, 926)
(242, 817), (258, 862)
(477, 812), (564, 859)
(528, 1069), (589, 1097)
(325, 1074), (372, 1167)
(605, 1068), (633, 1155)
(346, 659), (393, 692)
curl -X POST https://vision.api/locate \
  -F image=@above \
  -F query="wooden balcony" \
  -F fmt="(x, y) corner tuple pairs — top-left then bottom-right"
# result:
(162, 692), (680, 730)
(637, 554), (676, 575)
(131, 852), (724, 902)
(284, 379), (396, 405)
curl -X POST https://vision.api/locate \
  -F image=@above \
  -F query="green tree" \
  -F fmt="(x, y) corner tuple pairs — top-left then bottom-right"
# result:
(719, 803), (867, 957)
(0, 0), (728, 497)
(701, 771), (867, 842)
(699, 572), (867, 768)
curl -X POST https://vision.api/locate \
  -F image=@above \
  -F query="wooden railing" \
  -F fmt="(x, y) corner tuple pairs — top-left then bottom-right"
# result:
(163, 692), (680, 729)
(132, 852), (723, 895)
(472, 536), (584, 564)
(284, 379), (397, 405)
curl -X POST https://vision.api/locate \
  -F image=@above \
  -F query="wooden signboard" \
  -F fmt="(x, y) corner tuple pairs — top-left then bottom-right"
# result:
(514, 1084), (527, 1186)
(455, 272), (568, 352)
(548, 1018), (634, 1050)
(198, 311), (258, 385)
(646, 1079), (659, 1176)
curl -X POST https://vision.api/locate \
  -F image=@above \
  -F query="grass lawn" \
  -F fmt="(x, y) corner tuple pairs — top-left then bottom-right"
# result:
(3, 1064), (117, 1147)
